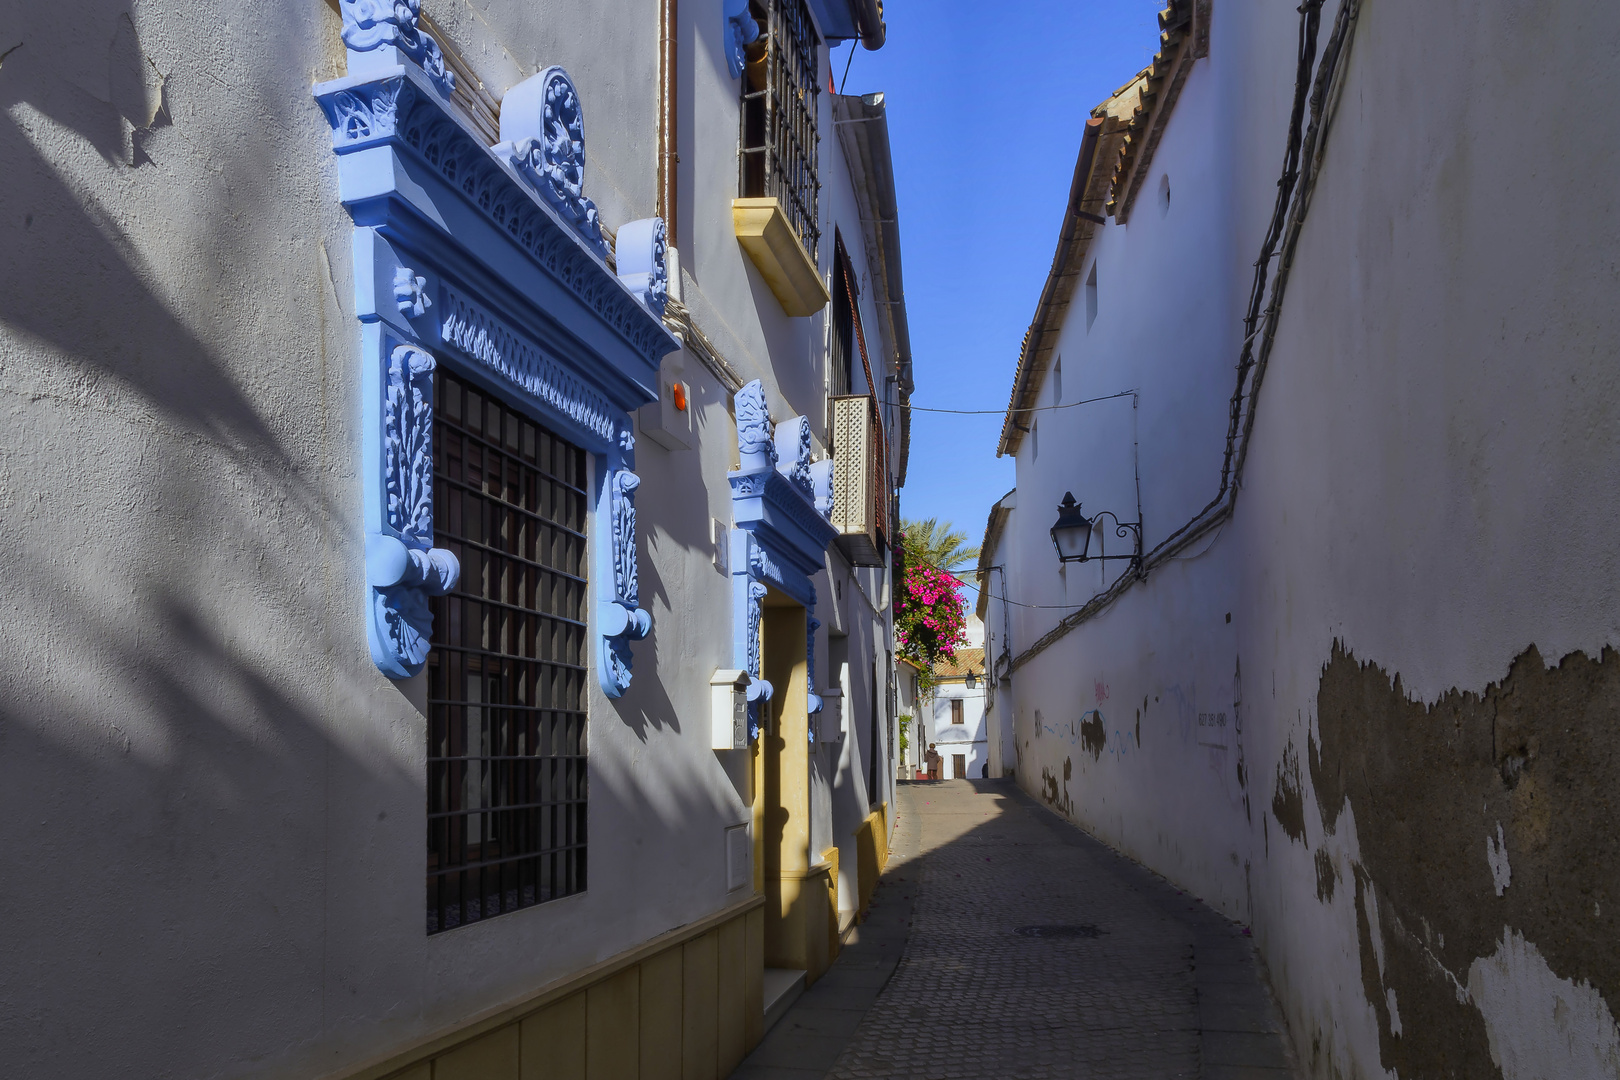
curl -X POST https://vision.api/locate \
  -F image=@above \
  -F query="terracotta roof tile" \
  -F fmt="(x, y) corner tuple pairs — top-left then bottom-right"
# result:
(932, 648), (985, 680)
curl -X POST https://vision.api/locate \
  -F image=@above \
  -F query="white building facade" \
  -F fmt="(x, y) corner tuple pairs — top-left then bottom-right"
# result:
(980, 2), (1620, 1078)
(0, 1), (908, 1077)
(926, 617), (987, 780)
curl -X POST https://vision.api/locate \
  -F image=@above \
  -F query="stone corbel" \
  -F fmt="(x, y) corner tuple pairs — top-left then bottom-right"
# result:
(724, 0), (761, 79)
(809, 458), (835, 520)
(616, 217), (669, 316)
(775, 415), (814, 501)
(339, 0), (455, 95)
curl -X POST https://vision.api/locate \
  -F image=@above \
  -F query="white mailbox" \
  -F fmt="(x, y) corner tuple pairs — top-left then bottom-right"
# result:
(814, 687), (843, 744)
(710, 669), (750, 750)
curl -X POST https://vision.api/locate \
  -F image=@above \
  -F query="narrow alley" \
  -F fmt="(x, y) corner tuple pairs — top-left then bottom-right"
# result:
(736, 781), (1295, 1079)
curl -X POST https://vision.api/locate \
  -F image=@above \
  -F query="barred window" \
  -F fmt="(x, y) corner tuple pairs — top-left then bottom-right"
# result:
(739, 0), (821, 260)
(427, 369), (589, 934)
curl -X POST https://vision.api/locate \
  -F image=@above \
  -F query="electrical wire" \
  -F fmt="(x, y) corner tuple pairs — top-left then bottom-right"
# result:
(880, 389), (1138, 416)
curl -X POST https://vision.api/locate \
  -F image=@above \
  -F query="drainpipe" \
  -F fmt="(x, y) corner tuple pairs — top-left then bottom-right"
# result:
(658, 0), (678, 246)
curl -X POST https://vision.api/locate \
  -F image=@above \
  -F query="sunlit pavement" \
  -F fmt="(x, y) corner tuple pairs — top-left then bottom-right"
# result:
(732, 779), (1298, 1080)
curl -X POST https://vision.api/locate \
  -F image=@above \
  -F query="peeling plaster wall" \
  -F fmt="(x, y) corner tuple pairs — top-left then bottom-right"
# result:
(993, 1), (1620, 1078)
(0, 2), (897, 1078)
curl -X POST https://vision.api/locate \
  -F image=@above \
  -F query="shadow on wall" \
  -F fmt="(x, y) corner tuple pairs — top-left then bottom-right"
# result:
(0, 4), (337, 506)
(1299, 642), (1620, 1078)
(0, 8), (753, 1077)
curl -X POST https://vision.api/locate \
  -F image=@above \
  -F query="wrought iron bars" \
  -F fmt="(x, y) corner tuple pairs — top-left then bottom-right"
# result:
(427, 368), (590, 934)
(738, 0), (821, 260)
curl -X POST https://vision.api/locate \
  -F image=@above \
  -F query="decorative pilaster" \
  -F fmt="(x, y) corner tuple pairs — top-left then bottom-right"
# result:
(599, 440), (653, 699)
(365, 341), (460, 679)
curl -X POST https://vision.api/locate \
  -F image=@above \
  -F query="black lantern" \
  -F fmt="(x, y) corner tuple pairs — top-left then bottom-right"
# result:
(965, 670), (979, 691)
(1050, 491), (1144, 573)
(1049, 492), (1093, 563)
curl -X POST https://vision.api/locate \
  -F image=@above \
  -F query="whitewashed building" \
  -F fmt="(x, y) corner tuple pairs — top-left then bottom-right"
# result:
(979, 1), (1620, 1078)
(0, 0), (910, 1077)
(925, 617), (987, 780)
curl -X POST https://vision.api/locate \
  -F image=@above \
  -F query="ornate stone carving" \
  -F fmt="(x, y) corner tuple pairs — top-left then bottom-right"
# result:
(385, 344), (435, 541)
(368, 344), (460, 678)
(616, 217), (669, 317)
(730, 473), (768, 498)
(316, 48), (682, 693)
(736, 380), (778, 471)
(498, 68), (604, 255)
(775, 416), (814, 500)
(340, 0), (454, 95)
(394, 266), (431, 317)
(317, 82), (673, 364)
(723, 0), (761, 80)
(749, 541), (785, 591)
(729, 382), (841, 739)
(611, 469), (641, 608)
(745, 578), (770, 741)
(600, 468), (652, 698)
(437, 285), (621, 446)
(318, 76), (415, 145)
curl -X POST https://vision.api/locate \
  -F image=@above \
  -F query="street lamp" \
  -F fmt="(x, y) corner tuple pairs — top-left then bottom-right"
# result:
(1049, 493), (1092, 562)
(1050, 491), (1143, 573)
(965, 670), (979, 690)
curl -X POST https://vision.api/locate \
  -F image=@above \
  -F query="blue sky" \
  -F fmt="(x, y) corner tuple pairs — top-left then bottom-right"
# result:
(833, 1), (1166, 557)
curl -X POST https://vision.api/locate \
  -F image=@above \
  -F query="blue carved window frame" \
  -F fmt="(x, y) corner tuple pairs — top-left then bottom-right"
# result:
(315, 9), (679, 699)
(728, 382), (839, 740)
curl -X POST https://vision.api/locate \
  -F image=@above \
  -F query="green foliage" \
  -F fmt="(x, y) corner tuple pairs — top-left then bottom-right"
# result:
(899, 517), (980, 575)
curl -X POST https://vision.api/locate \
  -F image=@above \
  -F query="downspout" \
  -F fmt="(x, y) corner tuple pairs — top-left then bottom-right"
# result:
(658, 0), (678, 246)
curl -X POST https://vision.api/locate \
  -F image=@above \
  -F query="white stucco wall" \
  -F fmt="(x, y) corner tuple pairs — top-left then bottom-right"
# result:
(992, 2), (1620, 1078)
(0, 2), (902, 1077)
(930, 682), (987, 779)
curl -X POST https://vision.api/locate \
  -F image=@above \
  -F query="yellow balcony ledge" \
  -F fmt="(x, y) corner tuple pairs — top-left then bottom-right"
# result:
(732, 197), (830, 317)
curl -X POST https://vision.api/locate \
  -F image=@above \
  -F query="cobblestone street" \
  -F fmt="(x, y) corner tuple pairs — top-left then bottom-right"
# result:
(734, 780), (1297, 1080)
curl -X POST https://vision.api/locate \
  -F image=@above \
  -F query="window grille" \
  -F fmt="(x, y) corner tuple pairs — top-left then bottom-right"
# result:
(739, 0), (821, 260)
(427, 369), (589, 934)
